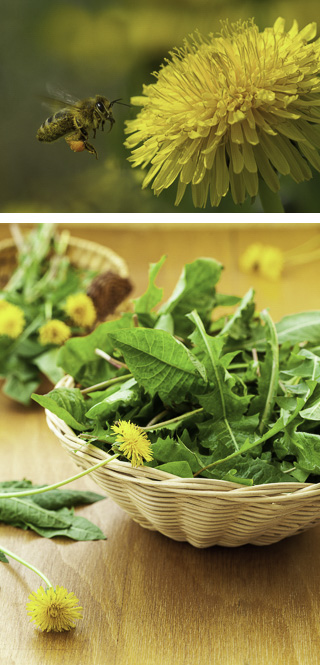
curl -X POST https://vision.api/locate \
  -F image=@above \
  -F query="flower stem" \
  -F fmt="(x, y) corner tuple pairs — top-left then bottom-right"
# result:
(258, 181), (285, 212)
(142, 408), (203, 431)
(0, 454), (120, 499)
(81, 374), (132, 394)
(0, 546), (53, 588)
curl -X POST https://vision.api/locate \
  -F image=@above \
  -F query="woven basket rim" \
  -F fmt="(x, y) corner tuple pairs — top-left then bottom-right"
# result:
(45, 375), (320, 503)
(0, 234), (129, 277)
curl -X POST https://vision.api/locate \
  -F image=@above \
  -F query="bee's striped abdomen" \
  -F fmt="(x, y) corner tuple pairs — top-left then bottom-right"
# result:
(36, 110), (75, 142)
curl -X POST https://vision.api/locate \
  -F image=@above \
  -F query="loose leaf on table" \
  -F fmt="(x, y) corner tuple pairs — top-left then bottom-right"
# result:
(108, 327), (207, 405)
(0, 481), (106, 541)
(26, 510), (106, 541)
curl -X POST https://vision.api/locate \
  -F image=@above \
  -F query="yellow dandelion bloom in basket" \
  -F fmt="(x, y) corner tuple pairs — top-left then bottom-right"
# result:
(65, 293), (96, 328)
(27, 586), (83, 632)
(38, 320), (71, 346)
(125, 18), (320, 209)
(0, 303), (25, 338)
(111, 420), (153, 467)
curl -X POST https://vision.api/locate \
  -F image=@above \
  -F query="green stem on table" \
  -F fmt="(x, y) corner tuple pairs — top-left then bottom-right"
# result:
(258, 180), (285, 213)
(0, 454), (120, 499)
(142, 408), (204, 431)
(81, 374), (133, 394)
(0, 546), (53, 588)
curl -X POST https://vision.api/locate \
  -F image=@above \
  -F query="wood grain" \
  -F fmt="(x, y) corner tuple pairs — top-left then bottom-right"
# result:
(1, 222), (320, 665)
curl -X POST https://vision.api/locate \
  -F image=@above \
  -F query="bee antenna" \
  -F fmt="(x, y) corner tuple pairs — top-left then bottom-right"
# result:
(110, 98), (132, 108)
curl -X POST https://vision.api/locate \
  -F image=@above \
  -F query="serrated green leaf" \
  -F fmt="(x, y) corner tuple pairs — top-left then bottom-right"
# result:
(134, 255), (166, 313)
(32, 388), (88, 430)
(155, 461), (194, 478)
(109, 327), (207, 404)
(159, 258), (223, 336)
(57, 314), (134, 386)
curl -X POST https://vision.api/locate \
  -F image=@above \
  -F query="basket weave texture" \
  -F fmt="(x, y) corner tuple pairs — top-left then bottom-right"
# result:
(46, 376), (320, 548)
(0, 234), (128, 290)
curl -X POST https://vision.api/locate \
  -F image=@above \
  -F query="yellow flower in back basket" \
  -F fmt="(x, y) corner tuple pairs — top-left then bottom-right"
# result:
(38, 320), (71, 346)
(64, 293), (96, 327)
(27, 586), (83, 632)
(239, 243), (284, 281)
(125, 18), (320, 209)
(0, 302), (25, 338)
(111, 420), (153, 467)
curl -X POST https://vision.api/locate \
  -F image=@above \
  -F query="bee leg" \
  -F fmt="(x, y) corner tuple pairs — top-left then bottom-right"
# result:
(84, 141), (98, 159)
(101, 120), (105, 132)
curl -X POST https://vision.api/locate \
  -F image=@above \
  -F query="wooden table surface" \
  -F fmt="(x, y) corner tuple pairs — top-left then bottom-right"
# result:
(1, 221), (320, 665)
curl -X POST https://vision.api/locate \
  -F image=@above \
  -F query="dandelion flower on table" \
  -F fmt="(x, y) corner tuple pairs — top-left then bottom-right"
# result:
(64, 293), (96, 327)
(0, 303), (25, 338)
(38, 319), (71, 346)
(27, 586), (83, 632)
(125, 18), (320, 208)
(239, 243), (284, 281)
(111, 420), (153, 467)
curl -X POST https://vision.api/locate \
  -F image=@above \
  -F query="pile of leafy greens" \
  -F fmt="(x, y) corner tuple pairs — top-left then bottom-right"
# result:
(33, 256), (320, 487)
(0, 224), (96, 404)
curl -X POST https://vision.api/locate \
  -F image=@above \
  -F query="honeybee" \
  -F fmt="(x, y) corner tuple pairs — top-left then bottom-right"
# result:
(36, 89), (124, 159)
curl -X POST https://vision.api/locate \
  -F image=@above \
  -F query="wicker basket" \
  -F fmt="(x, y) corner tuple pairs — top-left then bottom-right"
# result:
(46, 376), (320, 548)
(0, 234), (128, 290)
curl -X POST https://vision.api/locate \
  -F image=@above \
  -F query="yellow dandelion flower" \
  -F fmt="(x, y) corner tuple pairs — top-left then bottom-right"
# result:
(111, 420), (153, 467)
(38, 320), (71, 346)
(0, 299), (10, 311)
(27, 586), (83, 632)
(125, 18), (320, 208)
(0, 303), (25, 338)
(65, 293), (96, 327)
(239, 243), (284, 281)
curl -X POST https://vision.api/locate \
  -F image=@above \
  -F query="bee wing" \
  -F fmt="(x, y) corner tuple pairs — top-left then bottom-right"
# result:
(40, 86), (81, 111)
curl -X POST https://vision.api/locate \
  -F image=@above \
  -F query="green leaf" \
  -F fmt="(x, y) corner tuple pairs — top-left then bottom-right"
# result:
(33, 348), (64, 385)
(134, 255), (166, 313)
(155, 461), (194, 478)
(26, 510), (106, 541)
(108, 327), (207, 405)
(0, 497), (73, 529)
(219, 288), (255, 340)
(85, 379), (138, 420)
(151, 435), (203, 473)
(188, 311), (251, 427)
(159, 258), (223, 335)
(32, 388), (88, 430)
(278, 431), (320, 474)
(249, 309), (279, 434)
(3, 375), (40, 405)
(276, 311), (320, 345)
(0, 551), (9, 563)
(57, 314), (134, 386)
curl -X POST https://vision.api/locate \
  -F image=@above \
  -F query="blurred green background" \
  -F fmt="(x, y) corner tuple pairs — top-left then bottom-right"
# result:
(1, 0), (320, 213)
